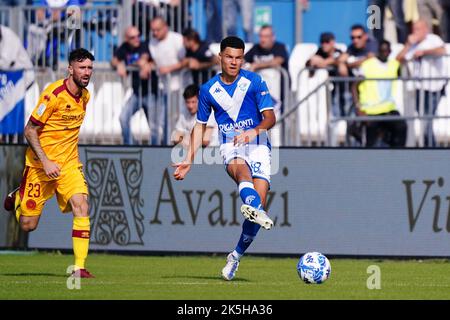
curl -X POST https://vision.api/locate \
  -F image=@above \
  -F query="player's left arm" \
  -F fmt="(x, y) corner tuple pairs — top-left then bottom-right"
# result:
(24, 120), (61, 179)
(234, 109), (275, 146)
(234, 76), (276, 146)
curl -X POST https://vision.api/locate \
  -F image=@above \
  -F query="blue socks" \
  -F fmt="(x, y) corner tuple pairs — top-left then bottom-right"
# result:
(234, 219), (261, 258)
(234, 181), (263, 258)
(238, 181), (262, 209)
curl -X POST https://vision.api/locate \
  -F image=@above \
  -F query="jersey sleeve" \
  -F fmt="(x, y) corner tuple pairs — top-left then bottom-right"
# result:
(29, 91), (56, 127)
(197, 85), (212, 124)
(255, 76), (274, 113)
(206, 111), (216, 128)
(83, 90), (91, 108)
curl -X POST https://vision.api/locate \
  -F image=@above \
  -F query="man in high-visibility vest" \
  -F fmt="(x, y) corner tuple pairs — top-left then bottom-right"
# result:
(353, 40), (407, 147)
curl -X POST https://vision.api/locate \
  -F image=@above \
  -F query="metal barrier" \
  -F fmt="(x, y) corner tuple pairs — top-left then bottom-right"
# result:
(254, 67), (291, 147)
(177, 66), (291, 147)
(278, 66), (450, 148)
(4, 64), (450, 148)
(132, 0), (192, 43)
(18, 5), (122, 68)
(0, 6), (12, 27)
(75, 66), (172, 145)
(3, 65), (292, 146)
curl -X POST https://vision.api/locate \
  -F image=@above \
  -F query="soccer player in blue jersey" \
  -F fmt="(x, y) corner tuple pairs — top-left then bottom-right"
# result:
(173, 36), (276, 281)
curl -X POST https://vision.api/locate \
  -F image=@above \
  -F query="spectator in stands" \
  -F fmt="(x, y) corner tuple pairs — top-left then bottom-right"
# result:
(244, 25), (289, 73)
(352, 40), (407, 148)
(306, 32), (347, 117)
(339, 24), (378, 76)
(397, 19), (447, 147)
(149, 16), (186, 145)
(369, 0), (408, 44)
(417, 0), (444, 35)
(111, 26), (155, 145)
(244, 24), (288, 146)
(223, 0), (254, 42)
(182, 28), (218, 86)
(171, 84), (218, 148)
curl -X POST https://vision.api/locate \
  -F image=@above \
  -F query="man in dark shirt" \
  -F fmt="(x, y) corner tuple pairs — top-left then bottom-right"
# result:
(244, 25), (289, 73)
(339, 24), (379, 76)
(244, 25), (289, 146)
(307, 32), (348, 117)
(307, 32), (346, 77)
(111, 26), (157, 145)
(182, 28), (218, 85)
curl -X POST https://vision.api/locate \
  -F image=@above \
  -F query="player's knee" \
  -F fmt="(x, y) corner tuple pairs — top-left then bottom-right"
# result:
(72, 199), (89, 216)
(20, 220), (38, 232)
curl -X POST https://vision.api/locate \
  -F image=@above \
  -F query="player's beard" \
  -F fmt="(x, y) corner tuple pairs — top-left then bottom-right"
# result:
(73, 74), (91, 88)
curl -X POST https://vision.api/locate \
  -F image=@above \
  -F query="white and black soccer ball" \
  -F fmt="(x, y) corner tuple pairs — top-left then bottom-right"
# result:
(297, 252), (331, 284)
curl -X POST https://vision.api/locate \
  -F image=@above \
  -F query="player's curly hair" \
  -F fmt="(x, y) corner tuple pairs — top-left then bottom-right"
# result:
(69, 48), (95, 64)
(220, 36), (245, 52)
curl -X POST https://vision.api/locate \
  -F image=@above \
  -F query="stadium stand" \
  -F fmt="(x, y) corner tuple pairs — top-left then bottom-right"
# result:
(2, 1), (450, 147)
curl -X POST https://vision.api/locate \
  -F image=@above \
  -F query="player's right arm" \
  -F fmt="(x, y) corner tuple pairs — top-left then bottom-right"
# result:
(173, 122), (206, 180)
(173, 84), (211, 180)
(24, 120), (61, 179)
(25, 90), (61, 179)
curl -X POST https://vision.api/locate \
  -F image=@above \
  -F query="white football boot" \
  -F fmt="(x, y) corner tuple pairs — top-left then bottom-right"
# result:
(221, 253), (240, 281)
(240, 204), (274, 230)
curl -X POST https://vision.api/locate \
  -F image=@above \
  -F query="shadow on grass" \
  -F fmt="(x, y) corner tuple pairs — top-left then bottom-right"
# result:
(0, 272), (67, 278)
(161, 275), (250, 282)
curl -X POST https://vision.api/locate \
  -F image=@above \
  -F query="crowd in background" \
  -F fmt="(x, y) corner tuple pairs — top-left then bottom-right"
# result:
(0, 0), (449, 147)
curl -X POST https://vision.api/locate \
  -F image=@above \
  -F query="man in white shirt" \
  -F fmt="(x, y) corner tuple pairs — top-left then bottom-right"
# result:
(171, 84), (218, 148)
(397, 19), (447, 147)
(149, 16), (186, 145)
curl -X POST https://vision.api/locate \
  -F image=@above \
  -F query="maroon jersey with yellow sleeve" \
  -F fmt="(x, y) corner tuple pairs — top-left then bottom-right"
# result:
(25, 79), (90, 168)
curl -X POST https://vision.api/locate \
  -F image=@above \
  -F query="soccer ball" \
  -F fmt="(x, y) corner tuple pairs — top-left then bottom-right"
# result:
(297, 252), (331, 284)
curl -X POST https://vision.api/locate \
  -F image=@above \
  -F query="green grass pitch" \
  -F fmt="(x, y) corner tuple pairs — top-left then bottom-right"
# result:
(1, 252), (450, 300)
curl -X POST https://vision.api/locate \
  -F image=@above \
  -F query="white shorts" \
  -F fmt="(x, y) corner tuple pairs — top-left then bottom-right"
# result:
(220, 143), (271, 184)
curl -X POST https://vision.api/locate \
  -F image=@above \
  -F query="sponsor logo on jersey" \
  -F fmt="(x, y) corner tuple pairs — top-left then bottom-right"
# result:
(62, 114), (84, 121)
(218, 118), (254, 133)
(239, 82), (249, 92)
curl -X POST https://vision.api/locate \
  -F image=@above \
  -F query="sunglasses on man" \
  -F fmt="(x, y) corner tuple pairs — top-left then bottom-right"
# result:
(351, 34), (364, 40)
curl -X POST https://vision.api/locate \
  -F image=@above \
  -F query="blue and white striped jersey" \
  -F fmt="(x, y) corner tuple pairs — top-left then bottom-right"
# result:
(197, 69), (273, 146)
